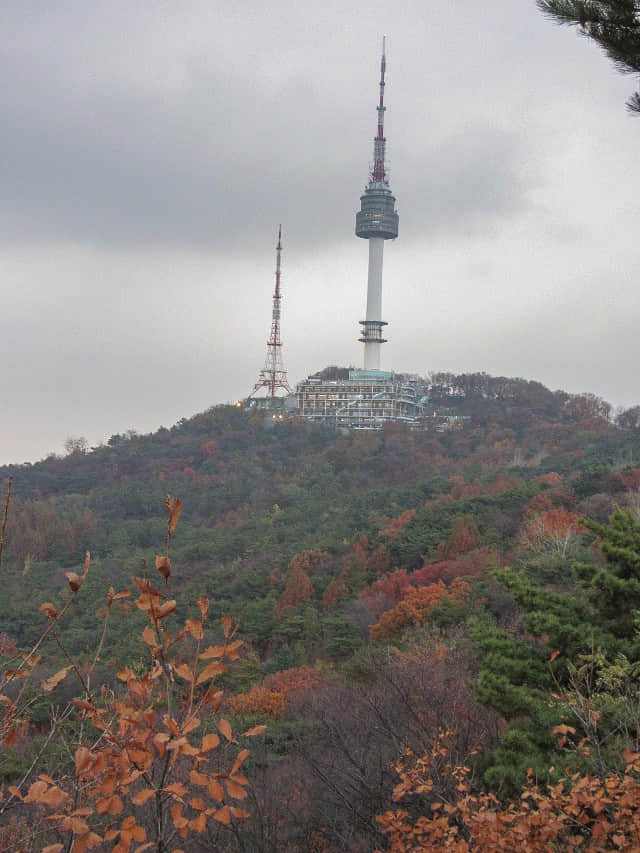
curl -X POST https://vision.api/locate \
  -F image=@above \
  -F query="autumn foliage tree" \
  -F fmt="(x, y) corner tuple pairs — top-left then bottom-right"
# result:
(519, 507), (586, 557)
(275, 550), (331, 620)
(370, 579), (470, 641)
(0, 495), (264, 852)
(376, 731), (640, 852)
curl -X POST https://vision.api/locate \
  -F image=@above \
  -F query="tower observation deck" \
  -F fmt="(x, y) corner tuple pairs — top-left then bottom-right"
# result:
(355, 38), (399, 371)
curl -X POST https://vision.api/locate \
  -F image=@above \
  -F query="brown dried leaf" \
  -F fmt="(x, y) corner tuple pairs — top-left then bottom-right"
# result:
(221, 614), (233, 639)
(75, 747), (93, 775)
(155, 555), (171, 583)
(217, 719), (233, 742)
(229, 807), (250, 819)
(231, 749), (250, 777)
(197, 596), (209, 618)
(156, 600), (177, 620)
(225, 779), (247, 800)
(182, 715), (200, 735)
(242, 724), (266, 737)
(212, 805), (231, 825)
(173, 663), (194, 682)
(41, 667), (70, 693)
(164, 782), (187, 798)
(166, 496), (182, 534)
(185, 618), (203, 640)
(201, 732), (220, 754)
(199, 644), (225, 660)
(117, 667), (135, 682)
(170, 803), (188, 829)
(189, 812), (207, 833)
(142, 626), (158, 647)
(39, 602), (58, 619)
(208, 779), (224, 802)
(42, 846), (64, 853)
(189, 770), (209, 787)
(196, 661), (226, 684)
(66, 571), (83, 593)
(95, 795), (123, 815)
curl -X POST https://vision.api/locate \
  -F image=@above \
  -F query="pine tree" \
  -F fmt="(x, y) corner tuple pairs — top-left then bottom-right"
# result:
(537, 0), (640, 112)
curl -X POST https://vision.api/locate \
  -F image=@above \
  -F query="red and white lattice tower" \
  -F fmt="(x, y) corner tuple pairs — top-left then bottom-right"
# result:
(249, 225), (293, 398)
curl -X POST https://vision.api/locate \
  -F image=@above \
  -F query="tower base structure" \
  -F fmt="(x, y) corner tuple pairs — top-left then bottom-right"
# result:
(296, 369), (426, 429)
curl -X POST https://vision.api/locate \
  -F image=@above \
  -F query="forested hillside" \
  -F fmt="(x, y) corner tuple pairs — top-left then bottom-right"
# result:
(2, 372), (640, 851)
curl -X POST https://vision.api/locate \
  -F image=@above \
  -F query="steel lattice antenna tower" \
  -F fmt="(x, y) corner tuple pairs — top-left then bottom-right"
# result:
(249, 225), (293, 398)
(355, 37), (399, 371)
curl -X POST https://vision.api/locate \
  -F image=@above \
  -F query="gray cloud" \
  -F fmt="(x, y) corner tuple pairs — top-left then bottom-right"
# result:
(1, 0), (639, 463)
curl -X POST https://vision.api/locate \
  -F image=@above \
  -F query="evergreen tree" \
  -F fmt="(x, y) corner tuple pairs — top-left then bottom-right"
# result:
(537, 0), (640, 112)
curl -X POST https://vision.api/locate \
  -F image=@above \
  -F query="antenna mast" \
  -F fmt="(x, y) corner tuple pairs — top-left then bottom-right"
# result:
(249, 225), (293, 398)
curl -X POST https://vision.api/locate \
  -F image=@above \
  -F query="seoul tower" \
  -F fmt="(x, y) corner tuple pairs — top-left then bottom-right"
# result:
(248, 226), (293, 399)
(355, 37), (399, 371)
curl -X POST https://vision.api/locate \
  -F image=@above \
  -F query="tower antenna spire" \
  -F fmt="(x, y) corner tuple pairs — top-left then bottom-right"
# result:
(249, 226), (293, 399)
(355, 39), (399, 371)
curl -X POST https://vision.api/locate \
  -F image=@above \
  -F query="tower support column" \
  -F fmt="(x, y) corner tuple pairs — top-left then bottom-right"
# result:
(364, 238), (384, 370)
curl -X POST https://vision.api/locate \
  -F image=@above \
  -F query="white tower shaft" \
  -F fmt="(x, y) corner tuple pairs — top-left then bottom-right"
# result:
(364, 238), (384, 370)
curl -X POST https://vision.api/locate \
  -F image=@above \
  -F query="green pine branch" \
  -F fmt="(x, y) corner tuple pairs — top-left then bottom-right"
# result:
(537, 0), (640, 112)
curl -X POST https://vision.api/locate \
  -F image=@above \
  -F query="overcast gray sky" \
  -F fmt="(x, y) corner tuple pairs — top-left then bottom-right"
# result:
(1, 0), (638, 464)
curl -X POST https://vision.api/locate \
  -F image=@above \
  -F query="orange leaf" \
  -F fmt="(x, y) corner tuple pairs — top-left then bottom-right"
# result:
(196, 661), (226, 684)
(222, 614), (233, 639)
(189, 770), (209, 787)
(229, 807), (250, 819)
(208, 779), (224, 802)
(231, 749), (250, 776)
(201, 733), (220, 754)
(212, 806), (231, 825)
(182, 715), (201, 735)
(142, 626), (158, 647)
(41, 667), (70, 692)
(217, 719), (233, 742)
(96, 795), (123, 815)
(155, 555), (171, 582)
(132, 789), (156, 805)
(42, 846), (64, 853)
(197, 597), (209, 618)
(199, 644), (225, 660)
(185, 619), (203, 640)
(39, 602), (58, 619)
(242, 725), (266, 737)
(156, 600), (177, 620)
(173, 663), (194, 682)
(66, 571), (83, 593)
(75, 747), (93, 775)
(164, 782), (187, 798)
(9, 785), (23, 800)
(41, 787), (69, 809)
(117, 667), (135, 682)
(225, 779), (247, 800)
(189, 812), (207, 833)
(166, 495), (182, 534)
(170, 803), (188, 829)
(550, 650), (560, 662)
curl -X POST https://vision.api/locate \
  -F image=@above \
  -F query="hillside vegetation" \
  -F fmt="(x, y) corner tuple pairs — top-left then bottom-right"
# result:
(2, 372), (640, 851)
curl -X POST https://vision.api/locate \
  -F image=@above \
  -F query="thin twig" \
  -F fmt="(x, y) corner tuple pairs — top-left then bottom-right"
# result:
(0, 475), (12, 570)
